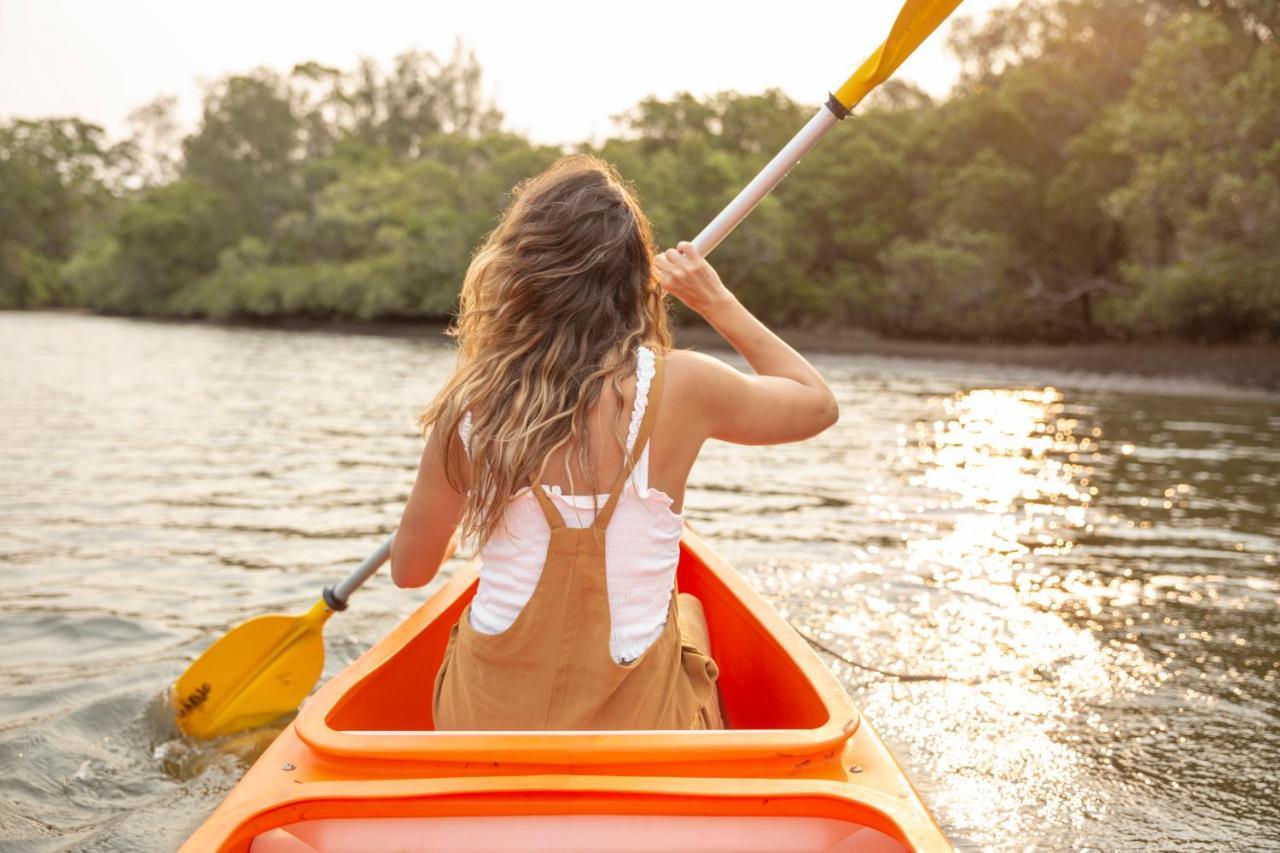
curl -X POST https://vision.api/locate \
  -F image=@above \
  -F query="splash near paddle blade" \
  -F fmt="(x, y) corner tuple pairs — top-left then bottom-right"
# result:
(173, 602), (330, 740)
(833, 0), (966, 112)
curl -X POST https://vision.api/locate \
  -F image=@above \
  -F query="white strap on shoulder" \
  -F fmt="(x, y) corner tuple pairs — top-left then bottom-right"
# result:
(625, 346), (655, 457)
(624, 346), (655, 493)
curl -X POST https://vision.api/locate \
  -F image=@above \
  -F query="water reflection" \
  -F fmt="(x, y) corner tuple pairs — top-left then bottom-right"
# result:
(888, 388), (1157, 844)
(762, 380), (1276, 850)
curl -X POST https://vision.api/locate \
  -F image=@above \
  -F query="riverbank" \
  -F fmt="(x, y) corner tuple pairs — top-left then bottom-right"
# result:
(26, 309), (1280, 392)
(673, 323), (1280, 393)
(230, 315), (1280, 393)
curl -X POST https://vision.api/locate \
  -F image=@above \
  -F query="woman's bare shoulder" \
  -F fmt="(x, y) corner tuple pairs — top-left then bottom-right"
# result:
(659, 345), (743, 388)
(657, 344), (722, 367)
(654, 346), (749, 428)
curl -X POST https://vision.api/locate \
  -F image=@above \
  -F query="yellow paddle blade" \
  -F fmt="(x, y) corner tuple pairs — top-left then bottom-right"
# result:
(833, 0), (966, 111)
(173, 600), (332, 740)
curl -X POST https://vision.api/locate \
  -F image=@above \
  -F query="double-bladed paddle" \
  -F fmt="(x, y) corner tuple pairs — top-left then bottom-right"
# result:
(171, 0), (965, 740)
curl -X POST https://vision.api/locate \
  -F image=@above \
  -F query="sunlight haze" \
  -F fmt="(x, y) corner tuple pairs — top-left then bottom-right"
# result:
(0, 0), (1002, 146)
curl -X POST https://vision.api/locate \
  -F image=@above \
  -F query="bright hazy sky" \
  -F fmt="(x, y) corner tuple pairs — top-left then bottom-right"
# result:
(0, 0), (1004, 147)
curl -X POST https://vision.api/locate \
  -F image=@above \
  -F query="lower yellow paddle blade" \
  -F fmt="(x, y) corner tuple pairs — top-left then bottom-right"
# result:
(173, 600), (331, 740)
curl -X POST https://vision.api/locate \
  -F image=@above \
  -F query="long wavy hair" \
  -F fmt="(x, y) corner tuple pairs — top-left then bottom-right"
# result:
(416, 153), (673, 551)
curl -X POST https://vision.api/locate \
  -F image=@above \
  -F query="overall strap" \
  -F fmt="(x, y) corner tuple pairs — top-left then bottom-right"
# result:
(593, 350), (665, 531)
(529, 472), (567, 529)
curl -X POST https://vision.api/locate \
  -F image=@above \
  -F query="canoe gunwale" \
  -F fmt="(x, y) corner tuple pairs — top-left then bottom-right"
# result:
(195, 769), (939, 853)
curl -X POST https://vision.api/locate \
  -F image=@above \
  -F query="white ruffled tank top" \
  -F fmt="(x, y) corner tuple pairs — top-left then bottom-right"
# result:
(459, 345), (684, 664)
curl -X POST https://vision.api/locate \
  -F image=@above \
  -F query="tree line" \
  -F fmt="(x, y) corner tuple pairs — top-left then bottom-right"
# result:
(2, 0), (1276, 342)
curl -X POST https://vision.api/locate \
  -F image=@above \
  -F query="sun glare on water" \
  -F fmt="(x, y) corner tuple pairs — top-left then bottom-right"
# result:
(760, 384), (1172, 848)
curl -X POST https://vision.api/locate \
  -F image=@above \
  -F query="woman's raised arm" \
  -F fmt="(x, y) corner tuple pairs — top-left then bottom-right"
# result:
(654, 241), (839, 446)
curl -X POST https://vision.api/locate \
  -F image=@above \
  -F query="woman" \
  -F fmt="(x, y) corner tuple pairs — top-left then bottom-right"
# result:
(391, 153), (838, 731)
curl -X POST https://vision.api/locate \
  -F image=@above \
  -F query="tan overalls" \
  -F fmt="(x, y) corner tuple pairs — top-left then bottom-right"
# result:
(433, 352), (727, 731)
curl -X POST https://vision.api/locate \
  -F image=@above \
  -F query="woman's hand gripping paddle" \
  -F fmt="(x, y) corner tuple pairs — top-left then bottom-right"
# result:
(172, 531), (457, 739)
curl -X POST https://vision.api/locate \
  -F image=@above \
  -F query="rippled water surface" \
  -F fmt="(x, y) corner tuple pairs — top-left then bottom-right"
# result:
(2, 311), (1277, 851)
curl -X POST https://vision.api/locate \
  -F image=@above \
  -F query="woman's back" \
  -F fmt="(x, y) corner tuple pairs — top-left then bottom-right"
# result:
(463, 344), (684, 664)
(431, 346), (728, 730)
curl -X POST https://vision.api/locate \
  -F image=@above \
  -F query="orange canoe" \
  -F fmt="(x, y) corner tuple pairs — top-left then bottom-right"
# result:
(183, 523), (951, 852)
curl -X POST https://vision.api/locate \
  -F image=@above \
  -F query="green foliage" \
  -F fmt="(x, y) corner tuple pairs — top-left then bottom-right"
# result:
(1094, 14), (1280, 340)
(67, 178), (240, 313)
(880, 228), (1034, 338)
(181, 70), (303, 238)
(0, 241), (65, 308)
(171, 134), (560, 321)
(1102, 248), (1280, 340)
(3, 2), (1277, 341)
(0, 117), (121, 307)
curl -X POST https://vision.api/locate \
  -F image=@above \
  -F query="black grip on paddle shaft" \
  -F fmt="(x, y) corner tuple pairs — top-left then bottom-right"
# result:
(322, 585), (349, 612)
(825, 93), (852, 120)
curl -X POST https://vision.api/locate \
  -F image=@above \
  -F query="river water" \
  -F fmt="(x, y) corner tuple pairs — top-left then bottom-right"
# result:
(1, 311), (1276, 852)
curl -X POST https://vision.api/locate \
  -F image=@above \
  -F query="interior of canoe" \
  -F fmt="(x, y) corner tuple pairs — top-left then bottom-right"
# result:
(321, 531), (844, 734)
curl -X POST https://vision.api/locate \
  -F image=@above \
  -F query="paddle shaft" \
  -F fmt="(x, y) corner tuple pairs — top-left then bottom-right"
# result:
(691, 0), (964, 257)
(323, 532), (395, 611)
(693, 99), (845, 257)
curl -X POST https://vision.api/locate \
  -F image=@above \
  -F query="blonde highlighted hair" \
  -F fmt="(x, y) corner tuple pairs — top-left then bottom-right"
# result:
(416, 153), (672, 550)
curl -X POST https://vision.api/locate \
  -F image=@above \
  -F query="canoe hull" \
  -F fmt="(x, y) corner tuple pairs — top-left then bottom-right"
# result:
(183, 523), (950, 852)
